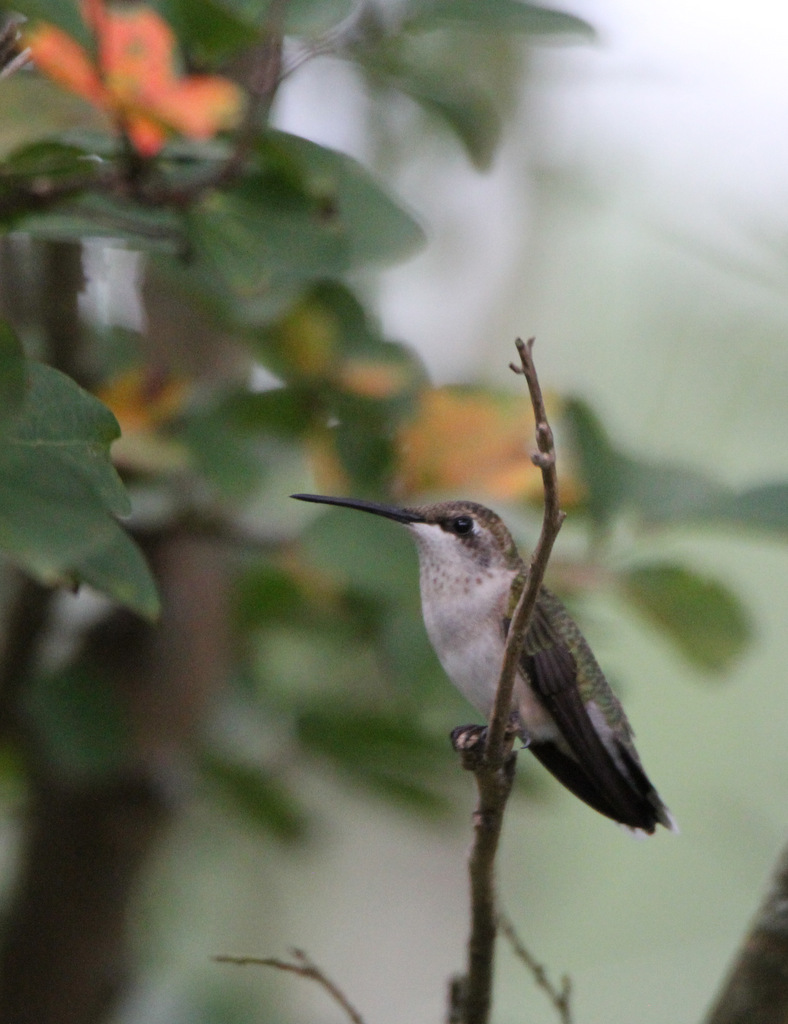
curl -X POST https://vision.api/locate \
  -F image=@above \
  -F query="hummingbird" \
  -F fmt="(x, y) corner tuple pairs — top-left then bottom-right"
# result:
(291, 493), (676, 834)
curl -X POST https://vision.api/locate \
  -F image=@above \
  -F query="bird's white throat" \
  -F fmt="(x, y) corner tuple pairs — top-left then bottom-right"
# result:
(409, 522), (516, 716)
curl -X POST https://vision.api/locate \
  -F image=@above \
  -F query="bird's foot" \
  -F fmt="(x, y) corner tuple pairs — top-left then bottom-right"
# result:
(450, 724), (488, 770)
(451, 714), (527, 771)
(506, 710), (529, 747)
(450, 723), (487, 750)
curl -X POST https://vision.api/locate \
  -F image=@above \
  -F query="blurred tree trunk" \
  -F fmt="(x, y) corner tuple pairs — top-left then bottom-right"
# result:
(0, 531), (229, 1024)
(0, 241), (231, 1024)
(0, 773), (167, 1024)
(704, 840), (788, 1024)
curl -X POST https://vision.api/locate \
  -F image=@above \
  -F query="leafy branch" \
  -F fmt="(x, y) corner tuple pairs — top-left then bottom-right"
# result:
(0, 5), (288, 217)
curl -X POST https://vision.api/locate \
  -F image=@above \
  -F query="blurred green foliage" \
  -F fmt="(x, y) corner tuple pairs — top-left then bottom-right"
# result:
(0, 0), (606, 882)
(0, 0), (784, 841)
(0, 3), (787, 1019)
(0, 354), (158, 615)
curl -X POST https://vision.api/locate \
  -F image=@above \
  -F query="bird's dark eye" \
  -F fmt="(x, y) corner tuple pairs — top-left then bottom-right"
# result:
(449, 515), (474, 536)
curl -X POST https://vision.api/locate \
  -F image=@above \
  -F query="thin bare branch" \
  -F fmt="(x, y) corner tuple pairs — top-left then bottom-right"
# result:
(199, 0), (289, 193)
(0, 16), (27, 80)
(215, 949), (366, 1024)
(281, 0), (374, 79)
(452, 338), (566, 1024)
(0, 47), (29, 80)
(487, 337), (566, 761)
(454, 744), (516, 1024)
(498, 913), (573, 1024)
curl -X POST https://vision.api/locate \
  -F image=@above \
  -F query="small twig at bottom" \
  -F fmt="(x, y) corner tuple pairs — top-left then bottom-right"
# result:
(215, 949), (365, 1024)
(498, 913), (573, 1024)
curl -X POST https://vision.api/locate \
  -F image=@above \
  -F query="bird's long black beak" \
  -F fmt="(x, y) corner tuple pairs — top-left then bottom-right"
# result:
(291, 494), (425, 525)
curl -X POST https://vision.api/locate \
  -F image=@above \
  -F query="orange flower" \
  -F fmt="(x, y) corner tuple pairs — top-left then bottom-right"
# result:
(307, 386), (581, 505)
(338, 359), (413, 399)
(97, 366), (190, 434)
(25, 2), (243, 156)
(394, 386), (581, 505)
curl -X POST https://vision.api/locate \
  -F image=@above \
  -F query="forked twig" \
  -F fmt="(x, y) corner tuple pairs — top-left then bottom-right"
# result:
(498, 912), (573, 1024)
(486, 336), (566, 761)
(452, 338), (565, 1024)
(215, 948), (365, 1024)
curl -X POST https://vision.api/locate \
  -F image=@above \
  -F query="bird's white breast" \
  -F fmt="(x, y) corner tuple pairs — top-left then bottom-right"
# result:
(410, 522), (559, 738)
(411, 524), (514, 717)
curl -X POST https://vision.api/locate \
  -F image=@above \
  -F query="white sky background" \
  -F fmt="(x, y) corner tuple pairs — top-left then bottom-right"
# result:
(274, 0), (788, 483)
(279, 0), (788, 335)
(535, 0), (788, 255)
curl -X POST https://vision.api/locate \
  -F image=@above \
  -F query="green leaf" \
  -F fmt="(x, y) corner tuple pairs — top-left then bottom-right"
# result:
(379, 603), (445, 698)
(263, 132), (426, 267)
(158, 0), (355, 36)
(0, 446), (119, 573)
(13, 0), (91, 46)
(694, 483), (788, 533)
(7, 362), (129, 515)
(563, 397), (629, 528)
(624, 461), (729, 525)
(0, 320), (25, 429)
(24, 665), (132, 779)
(76, 526), (161, 621)
(17, 192), (184, 249)
(16, 0), (354, 59)
(0, 363), (159, 616)
(186, 136), (423, 323)
(235, 562), (307, 629)
(403, 0), (594, 38)
(283, 0), (354, 34)
(330, 394), (396, 489)
(0, 142), (101, 230)
(142, 250), (239, 338)
(252, 279), (427, 391)
(224, 386), (318, 437)
(297, 704), (451, 814)
(155, 0), (258, 61)
(564, 397), (729, 528)
(235, 562), (384, 652)
(200, 751), (308, 842)
(620, 563), (752, 672)
(0, 140), (94, 178)
(379, 66), (501, 170)
(188, 186), (350, 320)
(299, 500), (420, 603)
(180, 402), (267, 500)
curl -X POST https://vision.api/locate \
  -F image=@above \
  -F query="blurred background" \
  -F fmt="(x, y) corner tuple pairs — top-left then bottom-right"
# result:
(1, 1), (788, 1022)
